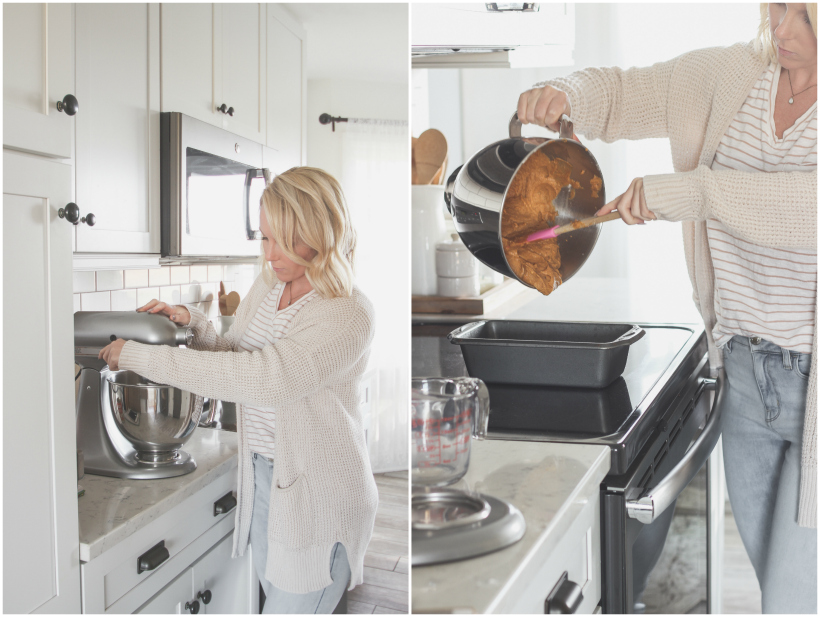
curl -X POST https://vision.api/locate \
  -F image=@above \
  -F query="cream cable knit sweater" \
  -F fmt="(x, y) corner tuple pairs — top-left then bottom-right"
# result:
(539, 41), (817, 527)
(119, 274), (379, 592)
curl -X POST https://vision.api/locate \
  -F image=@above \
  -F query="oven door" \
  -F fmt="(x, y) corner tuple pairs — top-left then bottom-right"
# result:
(601, 366), (725, 614)
(161, 112), (268, 258)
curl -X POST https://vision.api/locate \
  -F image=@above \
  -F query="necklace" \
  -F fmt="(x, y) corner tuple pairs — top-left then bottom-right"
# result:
(286, 281), (310, 306)
(785, 68), (817, 104)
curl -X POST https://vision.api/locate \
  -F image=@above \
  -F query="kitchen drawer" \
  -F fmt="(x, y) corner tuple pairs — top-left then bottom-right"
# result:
(504, 488), (602, 614)
(81, 469), (237, 613)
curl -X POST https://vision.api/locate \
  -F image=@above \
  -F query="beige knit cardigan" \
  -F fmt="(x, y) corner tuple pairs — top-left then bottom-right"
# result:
(540, 41), (817, 527)
(119, 274), (379, 592)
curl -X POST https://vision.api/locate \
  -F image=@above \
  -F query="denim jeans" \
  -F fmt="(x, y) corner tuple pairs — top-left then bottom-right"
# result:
(250, 453), (351, 614)
(720, 335), (816, 614)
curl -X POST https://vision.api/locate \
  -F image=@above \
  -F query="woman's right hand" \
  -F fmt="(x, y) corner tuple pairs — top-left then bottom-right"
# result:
(137, 299), (191, 326)
(517, 85), (572, 131)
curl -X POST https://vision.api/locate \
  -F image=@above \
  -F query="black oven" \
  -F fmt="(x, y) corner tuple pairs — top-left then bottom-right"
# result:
(412, 320), (723, 614)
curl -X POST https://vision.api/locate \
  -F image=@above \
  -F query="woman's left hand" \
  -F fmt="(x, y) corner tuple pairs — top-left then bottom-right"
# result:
(99, 339), (127, 370)
(596, 177), (656, 225)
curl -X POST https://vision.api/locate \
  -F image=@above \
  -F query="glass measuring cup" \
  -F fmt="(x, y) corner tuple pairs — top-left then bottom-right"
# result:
(412, 377), (490, 486)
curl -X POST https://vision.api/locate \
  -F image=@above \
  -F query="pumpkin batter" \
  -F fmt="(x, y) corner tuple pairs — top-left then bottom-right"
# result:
(501, 150), (572, 295)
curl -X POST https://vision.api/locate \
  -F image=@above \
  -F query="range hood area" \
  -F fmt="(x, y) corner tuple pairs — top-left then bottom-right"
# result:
(412, 3), (574, 69)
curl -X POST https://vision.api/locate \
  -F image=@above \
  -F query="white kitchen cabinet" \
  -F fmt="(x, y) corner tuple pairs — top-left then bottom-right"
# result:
(81, 468), (258, 614)
(266, 6), (306, 171)
(161, 3), (267, 145)
(74, 3), (161, 254)
(3, 151), (81, 613)
(3, 3), (75, 159)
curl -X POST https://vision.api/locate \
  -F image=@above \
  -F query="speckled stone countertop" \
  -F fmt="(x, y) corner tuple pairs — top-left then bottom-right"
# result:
(412, 440), (610, 614)
(78, 428), (238, 563)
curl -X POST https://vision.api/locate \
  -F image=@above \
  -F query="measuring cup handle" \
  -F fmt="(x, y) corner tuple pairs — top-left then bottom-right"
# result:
(509, 112), (575, 140)
(472, 379), (490, 441)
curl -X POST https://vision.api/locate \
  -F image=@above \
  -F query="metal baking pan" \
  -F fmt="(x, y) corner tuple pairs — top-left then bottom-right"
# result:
(447, 320), (645, 388)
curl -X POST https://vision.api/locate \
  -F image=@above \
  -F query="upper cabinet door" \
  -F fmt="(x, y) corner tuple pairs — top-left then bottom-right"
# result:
(3, 3), (74, 159)
(266, 7), (305, 171)
(220, 3), (266, 144)
(160, 3), (221, 127)
(74, 3), (161, 253)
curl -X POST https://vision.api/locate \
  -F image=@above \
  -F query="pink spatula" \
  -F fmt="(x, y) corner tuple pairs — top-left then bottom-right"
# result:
(526, 211), (622, 242)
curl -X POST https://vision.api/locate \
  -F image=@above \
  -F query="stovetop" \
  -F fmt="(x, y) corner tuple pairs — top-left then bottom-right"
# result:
(412, 321), (707, 474)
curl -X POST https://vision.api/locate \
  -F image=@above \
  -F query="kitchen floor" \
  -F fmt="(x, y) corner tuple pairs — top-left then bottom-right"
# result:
(349, 471), (409, 614)
(723, 500), (761, 614)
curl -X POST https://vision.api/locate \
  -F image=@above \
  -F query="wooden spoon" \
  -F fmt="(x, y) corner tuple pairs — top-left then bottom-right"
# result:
(414, 129), (448, 185)
(526, 211), (622, 242)
(218, 281), (228, 316)
(224, 292), (241, 316)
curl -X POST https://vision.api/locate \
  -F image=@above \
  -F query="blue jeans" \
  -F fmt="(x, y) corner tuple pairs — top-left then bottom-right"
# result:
(720, 336), (816, 614)
(250, 453), (351, 614)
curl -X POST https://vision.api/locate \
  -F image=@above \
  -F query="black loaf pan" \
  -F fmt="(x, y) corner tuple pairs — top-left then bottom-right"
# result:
(448, 320), (645, 388)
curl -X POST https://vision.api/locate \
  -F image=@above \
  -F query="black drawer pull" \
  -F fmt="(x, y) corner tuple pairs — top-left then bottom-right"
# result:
(185, 600), (200, 614)
(214, 492), (237, 516)
(545, 571), (583, 614)
(137, 540), (170, 574)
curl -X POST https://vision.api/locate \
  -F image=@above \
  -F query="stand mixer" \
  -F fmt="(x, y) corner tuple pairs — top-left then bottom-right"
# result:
(74, 311), (203, 479)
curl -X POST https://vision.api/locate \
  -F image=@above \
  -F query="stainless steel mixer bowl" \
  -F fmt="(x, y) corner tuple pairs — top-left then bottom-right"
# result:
(106, 370), (203, 463)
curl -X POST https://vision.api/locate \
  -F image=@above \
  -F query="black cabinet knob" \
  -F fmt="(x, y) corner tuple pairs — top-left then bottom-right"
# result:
(56, 94), (78, 116)
(217, 103), (235, 116)
(58, 203), (96, 226)
(197, 590), (212, 605)
(185, 600), (200, 614)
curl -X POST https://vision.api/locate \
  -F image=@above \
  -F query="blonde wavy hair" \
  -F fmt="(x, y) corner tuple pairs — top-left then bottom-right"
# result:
(259, 167), (357, 299)
(758, 3), (817, 62)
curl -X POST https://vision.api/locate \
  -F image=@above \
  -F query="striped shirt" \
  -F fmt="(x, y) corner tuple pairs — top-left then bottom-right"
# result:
(708, 62), (817, 353)
(239, 281), (317, 458)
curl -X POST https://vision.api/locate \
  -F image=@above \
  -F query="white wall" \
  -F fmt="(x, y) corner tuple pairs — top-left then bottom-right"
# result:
(307, 78), (410, 473)
(421, 3), (760, 303)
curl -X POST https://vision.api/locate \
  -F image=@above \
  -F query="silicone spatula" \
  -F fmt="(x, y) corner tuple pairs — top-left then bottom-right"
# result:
(526, 211), (622, 242)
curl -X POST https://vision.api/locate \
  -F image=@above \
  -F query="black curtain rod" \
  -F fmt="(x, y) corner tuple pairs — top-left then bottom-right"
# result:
(318, 113), (348, 132)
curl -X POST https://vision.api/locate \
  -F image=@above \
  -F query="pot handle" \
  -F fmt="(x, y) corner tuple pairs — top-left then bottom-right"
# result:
(509, 112), (574, 140)
(443, 165), (462, 215)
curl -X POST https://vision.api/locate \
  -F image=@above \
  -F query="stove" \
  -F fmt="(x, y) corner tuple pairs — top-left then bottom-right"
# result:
(413, 320), (721, 614)
(413, 322), (707, 475)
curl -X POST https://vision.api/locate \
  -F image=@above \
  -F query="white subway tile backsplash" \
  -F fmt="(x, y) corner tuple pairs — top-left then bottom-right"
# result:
(149, 267), (171, 287)
(111, 289), (137, 311)
(190, 265), (208, 283)
(207, 265), (224, 283)
(96, 270), (124, 291)
(124, 269), (149, 288)
(81, 291), (111, 311)
(181, 283), (201, 304)
(159, 285), (181, 305)
(136, 287), (156, 308)
(199, 282), (218, 303)
(170, 266), (190, 285)
(74, 294), (81, 313)
(73, 270), (96, 294)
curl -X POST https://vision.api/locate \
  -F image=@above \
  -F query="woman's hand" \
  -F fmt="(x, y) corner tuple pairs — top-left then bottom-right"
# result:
(596, 177), (656, 225)
(137, 299), (191, 326)
(517, 86), (572, 131)
(99, 339), (126, 371)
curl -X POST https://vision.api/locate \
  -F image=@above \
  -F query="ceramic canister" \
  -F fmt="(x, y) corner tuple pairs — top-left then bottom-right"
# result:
(412, 185), (447, 295)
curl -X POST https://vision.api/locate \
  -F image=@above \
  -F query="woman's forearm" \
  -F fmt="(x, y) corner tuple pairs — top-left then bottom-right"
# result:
(644, 166), (817, 249)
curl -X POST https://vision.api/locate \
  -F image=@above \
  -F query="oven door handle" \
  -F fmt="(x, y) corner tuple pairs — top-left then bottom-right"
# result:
(626, 369), (725, 525)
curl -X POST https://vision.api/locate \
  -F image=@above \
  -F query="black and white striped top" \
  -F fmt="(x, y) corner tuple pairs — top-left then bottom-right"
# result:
(709, 62), (816, 353)
(239, 281), (317, 458)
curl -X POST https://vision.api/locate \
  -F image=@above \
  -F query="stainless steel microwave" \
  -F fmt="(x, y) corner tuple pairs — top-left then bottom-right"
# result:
(161, 112), (270, 259)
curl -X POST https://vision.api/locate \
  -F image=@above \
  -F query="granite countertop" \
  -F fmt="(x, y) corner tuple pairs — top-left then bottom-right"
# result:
(78, 428), (238, 563)
(412, 440), (610, 614)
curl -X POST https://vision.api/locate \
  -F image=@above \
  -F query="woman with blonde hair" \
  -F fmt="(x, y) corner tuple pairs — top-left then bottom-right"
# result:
(100, 167), (378, 613)
(520, 2), (816, 613)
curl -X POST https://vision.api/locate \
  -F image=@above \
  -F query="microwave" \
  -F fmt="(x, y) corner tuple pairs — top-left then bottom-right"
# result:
(160, 112), (270, 259)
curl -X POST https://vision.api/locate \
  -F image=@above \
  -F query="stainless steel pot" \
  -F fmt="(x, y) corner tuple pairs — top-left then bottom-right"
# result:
(444, 113), (606, 289)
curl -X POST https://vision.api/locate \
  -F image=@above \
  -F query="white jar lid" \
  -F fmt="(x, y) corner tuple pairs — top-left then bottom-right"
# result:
(436, 233), (470, 253)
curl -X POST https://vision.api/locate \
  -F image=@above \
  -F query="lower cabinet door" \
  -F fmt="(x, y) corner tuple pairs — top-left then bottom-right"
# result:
(192, 532), (255, 614)
(136, 568), (193, 614)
